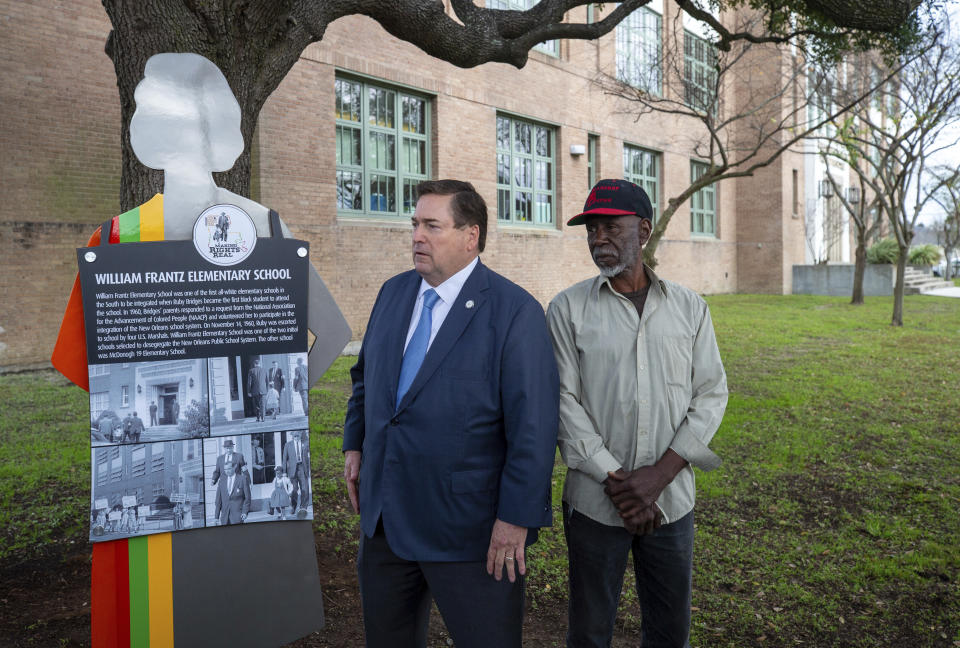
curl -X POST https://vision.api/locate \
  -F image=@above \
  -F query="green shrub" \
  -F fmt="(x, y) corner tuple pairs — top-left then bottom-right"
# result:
(178, 399), (209, 437)
(908, 244), (941, 266)
(867, 238), (900, 264)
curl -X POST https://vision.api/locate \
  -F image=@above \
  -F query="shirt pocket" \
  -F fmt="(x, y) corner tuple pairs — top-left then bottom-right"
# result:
(657, 335), (694, 388)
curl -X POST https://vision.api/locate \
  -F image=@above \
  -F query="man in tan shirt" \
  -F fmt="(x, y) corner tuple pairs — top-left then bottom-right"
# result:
(547, 179), (727, 648)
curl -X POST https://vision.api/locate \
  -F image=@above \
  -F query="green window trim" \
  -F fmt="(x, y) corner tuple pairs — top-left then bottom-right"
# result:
(496, 115), (556, 226)
(616, 7), (662, 95)
(588, 134), (599, 190)
(335, 77), (431, 219)
(683, 30), (718, 114)
(623, 144), (659, 224)
(690, 160), (717, 236)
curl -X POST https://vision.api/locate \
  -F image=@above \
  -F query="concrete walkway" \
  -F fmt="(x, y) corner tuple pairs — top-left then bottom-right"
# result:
(923, 286), (960, 298)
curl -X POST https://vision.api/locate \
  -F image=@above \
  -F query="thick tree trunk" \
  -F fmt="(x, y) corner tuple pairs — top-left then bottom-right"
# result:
(891, 246), (907, 326)
(102, 1), (327, 211)
(851, 231), (867, 305)
(944, 246), (954, 281)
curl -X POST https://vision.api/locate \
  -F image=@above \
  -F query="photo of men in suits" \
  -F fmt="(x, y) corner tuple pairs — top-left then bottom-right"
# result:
(211, 439), (246, 485)
(214, 462), (250, 525)
(282, 430), (310, 516)
(343, 180), (559, 647)
(247, 357), (267, 422)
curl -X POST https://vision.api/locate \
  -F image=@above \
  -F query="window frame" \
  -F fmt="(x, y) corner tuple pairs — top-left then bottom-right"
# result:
(335, 75), (432, 220)
(496, 114), (557, 227)
(616, 6), (663, 95)
(587, 134), (599, 190)
(623, 144), (660, 224)
(690, 160), (717, 237)
(683, 30), (718, 114)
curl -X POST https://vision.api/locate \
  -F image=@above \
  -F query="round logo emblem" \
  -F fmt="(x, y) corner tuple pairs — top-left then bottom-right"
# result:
(193, 204), (257, 266)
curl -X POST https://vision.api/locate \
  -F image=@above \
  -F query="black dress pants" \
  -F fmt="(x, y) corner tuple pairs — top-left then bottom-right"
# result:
(357, 519), (524, 648)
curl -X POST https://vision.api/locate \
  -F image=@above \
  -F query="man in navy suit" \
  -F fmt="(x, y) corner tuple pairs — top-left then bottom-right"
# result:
(343, 179), (559, 647)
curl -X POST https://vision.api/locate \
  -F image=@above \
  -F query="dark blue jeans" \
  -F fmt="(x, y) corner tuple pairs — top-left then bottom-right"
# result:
(563, 502), (694, 648)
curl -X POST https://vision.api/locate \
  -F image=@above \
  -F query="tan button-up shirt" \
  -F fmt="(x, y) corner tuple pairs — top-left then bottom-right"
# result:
(546, 268), (727, 526)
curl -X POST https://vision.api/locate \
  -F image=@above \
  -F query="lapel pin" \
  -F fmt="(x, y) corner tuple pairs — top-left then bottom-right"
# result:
(465, 300), (475, 309)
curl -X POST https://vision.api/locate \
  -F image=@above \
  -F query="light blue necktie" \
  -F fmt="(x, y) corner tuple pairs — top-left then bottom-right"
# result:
(396, 289), (439, 409)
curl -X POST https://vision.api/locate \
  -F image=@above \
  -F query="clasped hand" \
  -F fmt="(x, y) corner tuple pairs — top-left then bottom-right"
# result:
(604, 467), (665, 536)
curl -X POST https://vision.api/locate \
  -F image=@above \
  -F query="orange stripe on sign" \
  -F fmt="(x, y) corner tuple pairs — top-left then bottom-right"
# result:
(148, 533), (174, 648)
(140, 194), (165, 242)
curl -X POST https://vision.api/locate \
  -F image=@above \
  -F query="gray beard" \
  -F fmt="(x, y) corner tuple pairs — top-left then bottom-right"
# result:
(595, 261), (627, 277)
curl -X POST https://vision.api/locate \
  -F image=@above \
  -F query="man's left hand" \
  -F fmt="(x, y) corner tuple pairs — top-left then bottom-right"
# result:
(604, 466), (667, 512)
(486, 519), (528, 583)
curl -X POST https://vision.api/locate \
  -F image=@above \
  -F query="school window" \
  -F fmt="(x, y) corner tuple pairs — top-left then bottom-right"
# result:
(132, 446), (146, 477)
(153, 484), (165, 498)
(496, 115), (556, 225)
(97, 460), (108, 487)
(683, 31), (718, 113)
(111, 455), (123, 482)
(91, 391), (109, 420)
(587, 134), (599, 189)
(488, 0), (560, 56)
(151, 452), (165, 473)
(121, 385), (130, 408)
(91, 365), (109, 377)
(335, 77), (430, 218)
(690, 161), (717, 236)
(616, 6), (662, 94)
(623, 145), (660, 223)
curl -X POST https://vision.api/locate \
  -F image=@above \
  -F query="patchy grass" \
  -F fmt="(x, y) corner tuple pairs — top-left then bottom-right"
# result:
(1, 294), (958, 647)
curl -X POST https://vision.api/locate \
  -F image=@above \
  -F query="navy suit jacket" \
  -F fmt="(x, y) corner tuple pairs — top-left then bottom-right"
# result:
(343, 261), (559, 562)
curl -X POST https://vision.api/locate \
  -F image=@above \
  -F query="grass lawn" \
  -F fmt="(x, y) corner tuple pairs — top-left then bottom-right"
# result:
(1, 294), (958, 647)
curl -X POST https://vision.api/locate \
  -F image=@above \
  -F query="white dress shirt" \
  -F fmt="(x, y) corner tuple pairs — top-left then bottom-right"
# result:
(403, 256), (479, 353)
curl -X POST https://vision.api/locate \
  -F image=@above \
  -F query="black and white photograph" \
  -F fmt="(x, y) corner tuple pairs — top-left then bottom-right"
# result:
(89, 359), (209, 446)
(202, 430), (313, 527)
(207, 352), (309, 437)
(89, 439), (205, 542)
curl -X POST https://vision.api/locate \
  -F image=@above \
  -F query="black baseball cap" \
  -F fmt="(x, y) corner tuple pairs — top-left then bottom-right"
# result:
(567, 178), (653, 226)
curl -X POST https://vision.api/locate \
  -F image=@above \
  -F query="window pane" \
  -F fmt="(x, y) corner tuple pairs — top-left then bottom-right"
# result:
(498, 189), (511, 221)
(514, 122), (531, 154)
(368, 131), (396, 171)
(403, 180), (419, 215)
(336, 79), (361, 121)
(337, 171), (362, 210)
(336, 125), (362, 166)
(497, 153), (511, 185)
(536, 194), (552, 224)
(402, 96), (425, 134)
(368, 175), (396, 212)
(402, 138), (426, 175)
(535, 127), (550, 157)
(497, 117), (511, 150)
(514, 157), (532, 188)
(515, 192), (532, 222)
(368, 88), (395, 128)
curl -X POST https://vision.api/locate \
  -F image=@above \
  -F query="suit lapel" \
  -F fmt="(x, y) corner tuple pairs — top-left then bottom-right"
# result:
(397, 262), (489, 412)
(384, 272), (422, 406)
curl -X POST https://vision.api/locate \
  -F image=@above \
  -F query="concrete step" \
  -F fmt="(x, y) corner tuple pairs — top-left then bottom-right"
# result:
(905, 279), (956, 294)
